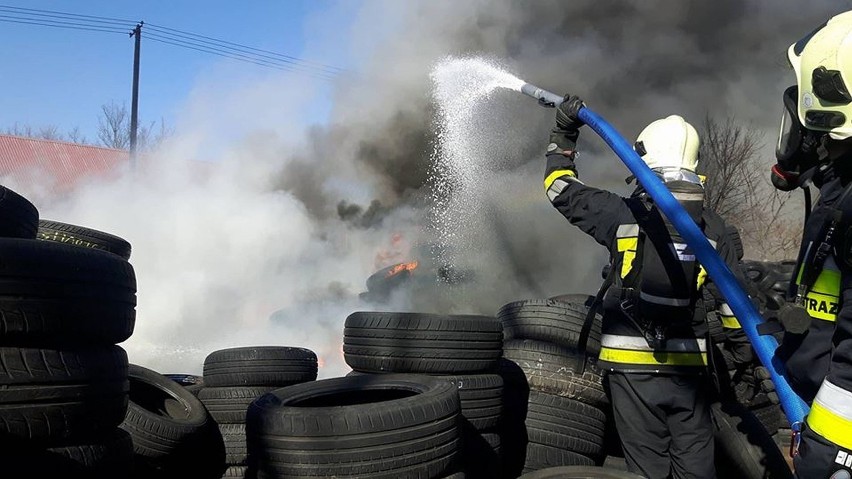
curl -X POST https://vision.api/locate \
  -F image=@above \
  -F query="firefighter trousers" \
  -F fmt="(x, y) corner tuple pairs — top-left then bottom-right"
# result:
(608, 372), (716, 479)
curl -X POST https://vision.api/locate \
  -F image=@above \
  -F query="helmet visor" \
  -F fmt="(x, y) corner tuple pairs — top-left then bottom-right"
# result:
(776, 86), (802, 162)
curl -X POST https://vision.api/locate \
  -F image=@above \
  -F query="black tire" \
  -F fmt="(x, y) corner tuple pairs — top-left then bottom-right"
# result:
(165, 374), (205, 396)
(199, 386), (275, 424)
(120, 364), (225, 478)
(344, 312), (503, 374)
(750, 403), (782, 436)
(525, 392), (606, 458)
(0, 346), (129, 442)
(463, 430), (501, 479)
(345, 371), (503, 431)
(221, 423), (247, 466)
(501, 340), (608, 407)
(0, 428), (134, 478)
(0, 185), (38, 239)
(222, 465), (248, 478)
(247, 374), (461, 478)
(726, 225), (745, 261)
(548, 294), (595, 307)
(203, 347), (318, 388)
(37, 219), (131, 260)
(498, 299), (601, 353)
(445, 374), (503, 430)
(0, 238), (136, 346)
(712, 402), (793, 479)
(523, 442), (595, 472)
(518, 465), (645, 478)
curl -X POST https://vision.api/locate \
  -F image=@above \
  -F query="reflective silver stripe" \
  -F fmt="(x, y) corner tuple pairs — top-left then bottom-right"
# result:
(617, 224), (639, 238)
(672, 191), (705, 202)
(639, 291), (691, 306)
(718, 303), (734, 316)
(546, 177), (581, 201)
(707, 239), (717, 249)
(814, 380), (852, 420)
(601, 334), (706, 352)
(672, 242), (695, 261)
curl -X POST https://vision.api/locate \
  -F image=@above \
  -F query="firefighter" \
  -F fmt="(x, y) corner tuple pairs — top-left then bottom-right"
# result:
(769, 11), (852, 477)
(544, 106), (744, 478)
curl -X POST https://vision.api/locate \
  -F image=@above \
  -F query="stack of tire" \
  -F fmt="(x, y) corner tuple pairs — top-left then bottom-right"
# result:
(197, 346), (319, 478)
(736, 259), (797, 437)
(341, 311), (504, 478)
(497, 297), (609, 476)
(0, 188), (137, 478)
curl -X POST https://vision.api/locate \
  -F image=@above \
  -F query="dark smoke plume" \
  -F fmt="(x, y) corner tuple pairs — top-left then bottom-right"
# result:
(277, 0), (851, 312)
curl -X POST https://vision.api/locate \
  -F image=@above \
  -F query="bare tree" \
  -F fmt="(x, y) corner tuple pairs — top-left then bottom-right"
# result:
(97, 101), (130, 150)
(97, 101), (172, 151)
(3, 123), (87, 144)
(698, 116), (801, 261)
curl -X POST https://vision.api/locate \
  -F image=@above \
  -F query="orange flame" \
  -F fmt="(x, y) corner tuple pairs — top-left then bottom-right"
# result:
(386, 260), (419, 278)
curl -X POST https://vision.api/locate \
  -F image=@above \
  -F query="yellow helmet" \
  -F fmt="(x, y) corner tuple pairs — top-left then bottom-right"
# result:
(634, 115), (700, 172)
(788, 10), (852, 139)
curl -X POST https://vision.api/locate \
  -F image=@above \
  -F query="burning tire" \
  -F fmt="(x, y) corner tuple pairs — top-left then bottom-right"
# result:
(0, 185), (38, 239)
(0, 346), (129, 442)
(202, 346), (318, 388)
(246, 374), (462, 478)
(518, 465), (645, 478)
(120, 364), (225, 478)
(498, 299), (601, 353)
(0, 238), (136, 345)
(344, 312), (503, 374)
(37, 219), (132, 260)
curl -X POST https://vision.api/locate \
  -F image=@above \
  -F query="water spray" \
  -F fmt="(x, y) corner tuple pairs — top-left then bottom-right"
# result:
(520, 83), (809, 426)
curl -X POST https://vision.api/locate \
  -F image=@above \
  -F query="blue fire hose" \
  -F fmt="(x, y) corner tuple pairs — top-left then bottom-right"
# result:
(520, 84), (809, 426)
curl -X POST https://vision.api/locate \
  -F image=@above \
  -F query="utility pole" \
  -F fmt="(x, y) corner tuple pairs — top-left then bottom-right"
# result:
(129, 22), (143, 169)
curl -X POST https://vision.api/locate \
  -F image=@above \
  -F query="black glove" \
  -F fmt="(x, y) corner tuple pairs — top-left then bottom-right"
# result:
(754, 366), (780, 405)
(555, 95), (585, 131)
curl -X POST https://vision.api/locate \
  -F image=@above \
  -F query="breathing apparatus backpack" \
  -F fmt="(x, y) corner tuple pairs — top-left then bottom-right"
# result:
(604, 179), (707, 349)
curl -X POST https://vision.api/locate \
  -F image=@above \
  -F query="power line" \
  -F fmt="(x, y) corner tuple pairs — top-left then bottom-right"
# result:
(144, 29), (337, 79)
(145, 23), (343, 74)
(0, 4), (343, 77)
(144, 33), (335, 80)
(0, 5), (136, 25)
(0, 16), (127, 35)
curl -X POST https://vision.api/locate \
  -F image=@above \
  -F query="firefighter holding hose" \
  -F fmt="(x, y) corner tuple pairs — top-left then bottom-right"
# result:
(544, 106), (746, 478)
(770, 11), (852, 478)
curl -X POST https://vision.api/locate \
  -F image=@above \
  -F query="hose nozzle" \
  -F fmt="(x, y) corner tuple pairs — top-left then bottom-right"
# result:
(520, 83), (564, 108)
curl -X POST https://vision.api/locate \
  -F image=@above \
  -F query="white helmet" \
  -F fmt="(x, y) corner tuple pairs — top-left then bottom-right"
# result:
(634, 115), (700, 172)
(786, 10), (852, 140)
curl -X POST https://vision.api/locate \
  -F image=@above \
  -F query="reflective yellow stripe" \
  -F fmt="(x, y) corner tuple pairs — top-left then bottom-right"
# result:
(544, 169), (576, 190)
(617, 237), (638, 279)
(804, 290), (839, 322)
(720, 315), (741, 329)
(696, 266), (707, 289)
(808, 403), (852, 449)
(809, 381), (852, 449)
(599, 347), (707, 366)
(797, 257), (840, 322)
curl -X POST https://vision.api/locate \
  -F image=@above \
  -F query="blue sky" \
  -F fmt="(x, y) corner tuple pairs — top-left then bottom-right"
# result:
(0, 1), (359, 144)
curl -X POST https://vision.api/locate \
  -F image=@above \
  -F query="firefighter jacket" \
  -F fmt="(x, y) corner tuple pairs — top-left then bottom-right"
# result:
(783, 163), (852, 456)
(544, 130), (745, 375)
(778, 170), (844, 404)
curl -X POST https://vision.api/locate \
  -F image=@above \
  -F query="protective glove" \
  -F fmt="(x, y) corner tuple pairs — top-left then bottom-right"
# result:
(555, 95), (585, 131)
(753, 366), (780, 405)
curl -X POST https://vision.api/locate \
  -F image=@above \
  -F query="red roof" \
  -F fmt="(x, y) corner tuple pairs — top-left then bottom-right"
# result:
(0, 134), (128, 192)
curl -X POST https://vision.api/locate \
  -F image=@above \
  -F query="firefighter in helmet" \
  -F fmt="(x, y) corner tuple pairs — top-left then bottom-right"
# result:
(770, 10), (852, 477)
(544, 107), (745, 478)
